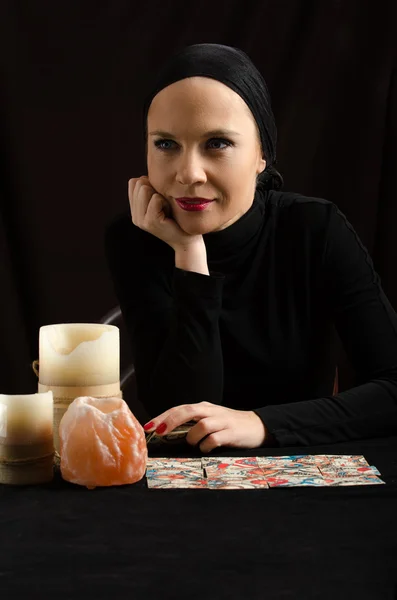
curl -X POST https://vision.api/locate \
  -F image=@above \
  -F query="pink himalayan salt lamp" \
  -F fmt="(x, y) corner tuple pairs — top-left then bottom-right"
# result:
(59, 396), (147, 489)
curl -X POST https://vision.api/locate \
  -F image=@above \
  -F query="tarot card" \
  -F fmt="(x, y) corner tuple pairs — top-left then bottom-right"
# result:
(147, 476), (208, 489)
(266, 475), (326, 487)
(260, 466), (321, 478)
(204, 465), (265, 479)
(146, 457), (202, 470)
(256, 456), (320, 471)
(297, 455), (334, 468)
(319, 455), (371, 469)
(206, 476), (269, 490)
(319, 465), (381, 478)
(146, 466), (207, 489)
(201, 457), (259, 469)
(146, 420), (197, 445)
(321, 475), (385, 487)
(146, 466), (202, 480)
(202, 456), (261, 478)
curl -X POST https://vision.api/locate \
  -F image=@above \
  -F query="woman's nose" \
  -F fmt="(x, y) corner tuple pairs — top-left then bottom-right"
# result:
(175, 152), (207, 185)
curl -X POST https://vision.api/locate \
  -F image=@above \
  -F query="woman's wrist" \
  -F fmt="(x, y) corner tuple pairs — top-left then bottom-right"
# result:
(250, 411), (277, 447)
(174, 241), (210, 276)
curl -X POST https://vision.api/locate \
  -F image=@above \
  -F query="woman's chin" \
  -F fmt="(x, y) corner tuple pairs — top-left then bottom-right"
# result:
(178, 219), (217, 236)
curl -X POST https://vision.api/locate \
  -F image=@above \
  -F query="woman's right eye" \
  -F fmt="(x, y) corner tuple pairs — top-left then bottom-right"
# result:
(154, 139), (176, 151)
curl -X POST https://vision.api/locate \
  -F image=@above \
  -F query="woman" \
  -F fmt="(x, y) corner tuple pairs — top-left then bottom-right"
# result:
(105, 43), (397, 451)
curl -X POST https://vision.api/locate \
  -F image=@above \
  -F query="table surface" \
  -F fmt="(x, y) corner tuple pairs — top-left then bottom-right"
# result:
(1, 435), (397, 600)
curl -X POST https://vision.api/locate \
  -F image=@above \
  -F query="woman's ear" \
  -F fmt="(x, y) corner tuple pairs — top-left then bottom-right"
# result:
(257, 157), (266, 174)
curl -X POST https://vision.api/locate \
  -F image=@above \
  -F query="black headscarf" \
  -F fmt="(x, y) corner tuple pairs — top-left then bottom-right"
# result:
(142, 43), (283, 192)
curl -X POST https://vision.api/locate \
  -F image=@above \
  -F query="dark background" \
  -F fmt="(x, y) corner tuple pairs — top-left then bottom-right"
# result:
(1, 1), (396, 421)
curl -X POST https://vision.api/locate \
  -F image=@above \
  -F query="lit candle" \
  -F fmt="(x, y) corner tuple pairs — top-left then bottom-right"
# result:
(0, 392), (54, 485)
(36, 324), (121, 453)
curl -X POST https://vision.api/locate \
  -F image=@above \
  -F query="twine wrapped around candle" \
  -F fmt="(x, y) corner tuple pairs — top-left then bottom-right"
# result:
(0, 392), (54, 485)
(0, 440), (54, 485)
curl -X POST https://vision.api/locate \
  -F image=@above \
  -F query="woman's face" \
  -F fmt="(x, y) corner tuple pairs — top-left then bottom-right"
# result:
(146, 76), (266, 235)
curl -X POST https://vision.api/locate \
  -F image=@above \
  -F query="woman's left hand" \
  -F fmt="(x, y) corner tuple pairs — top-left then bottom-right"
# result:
(143, 402), (267, 452)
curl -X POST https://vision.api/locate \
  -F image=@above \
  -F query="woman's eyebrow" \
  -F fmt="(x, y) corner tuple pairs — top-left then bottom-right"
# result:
(149, 129), (241, 138)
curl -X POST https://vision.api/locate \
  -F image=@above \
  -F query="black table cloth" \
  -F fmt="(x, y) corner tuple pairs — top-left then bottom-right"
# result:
(1, 435), (397, 599)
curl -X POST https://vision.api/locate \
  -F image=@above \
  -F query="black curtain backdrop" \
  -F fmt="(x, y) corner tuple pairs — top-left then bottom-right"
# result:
(1, 1), (396, 422)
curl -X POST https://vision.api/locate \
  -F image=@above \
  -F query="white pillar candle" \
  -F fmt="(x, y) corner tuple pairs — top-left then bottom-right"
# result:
(0, 392), (54, 485)
(0, 392), (53, 445)
(39, 324), (119, 386)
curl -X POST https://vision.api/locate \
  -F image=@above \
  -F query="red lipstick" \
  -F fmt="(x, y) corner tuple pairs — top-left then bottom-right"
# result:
(175, 197), (214, 212)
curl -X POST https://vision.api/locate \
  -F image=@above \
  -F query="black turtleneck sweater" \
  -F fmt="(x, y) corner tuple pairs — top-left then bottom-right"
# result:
(104, 190), (397, 447)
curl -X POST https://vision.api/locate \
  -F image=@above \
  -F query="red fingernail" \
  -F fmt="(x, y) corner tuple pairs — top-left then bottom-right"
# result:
(143, 421), (155, 431)
(156, 423), (167, 434)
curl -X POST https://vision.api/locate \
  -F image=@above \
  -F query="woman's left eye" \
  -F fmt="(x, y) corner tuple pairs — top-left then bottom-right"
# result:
(207, 138), (232, 150)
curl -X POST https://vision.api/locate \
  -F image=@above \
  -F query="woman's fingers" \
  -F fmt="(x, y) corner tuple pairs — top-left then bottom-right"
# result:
(128, 177), (139, 224)
(198, 427), (231, 453)
(143, 402), (215, 435)
(145, 191), (168, 224)
(128, 178), (139, 221)
(185, 416), (227, 449)
(128, 176), (152, 226)
(129, 177), (172, 233)
(142, 406), (177, 432)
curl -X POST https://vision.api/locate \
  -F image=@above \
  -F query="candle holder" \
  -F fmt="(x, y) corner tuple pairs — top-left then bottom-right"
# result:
(0, 392), (54, 485)
(33, 324), (122, 454)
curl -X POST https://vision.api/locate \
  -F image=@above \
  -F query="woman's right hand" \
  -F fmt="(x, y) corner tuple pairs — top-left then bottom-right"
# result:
(129, 176), (203, 251)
